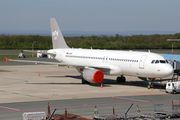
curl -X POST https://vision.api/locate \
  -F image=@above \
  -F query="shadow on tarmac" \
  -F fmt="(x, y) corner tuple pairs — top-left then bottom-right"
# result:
(0, 70), (12, 72)
(31, 75), (167, 89)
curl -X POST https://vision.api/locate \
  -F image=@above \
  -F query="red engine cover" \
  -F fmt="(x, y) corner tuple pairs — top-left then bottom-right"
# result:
(93, 70), (104, 83)
(83, 69), (104, 83)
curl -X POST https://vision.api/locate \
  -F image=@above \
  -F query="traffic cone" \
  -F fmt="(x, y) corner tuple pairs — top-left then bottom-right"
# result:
(101, 83), (103, 88)
(38, 72), (40, 76)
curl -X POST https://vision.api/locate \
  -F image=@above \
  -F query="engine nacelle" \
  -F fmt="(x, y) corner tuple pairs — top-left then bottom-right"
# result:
(82, 69), (104, 83)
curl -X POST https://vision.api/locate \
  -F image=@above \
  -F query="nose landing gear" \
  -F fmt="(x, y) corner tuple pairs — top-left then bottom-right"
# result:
(147, 78), (154, 89)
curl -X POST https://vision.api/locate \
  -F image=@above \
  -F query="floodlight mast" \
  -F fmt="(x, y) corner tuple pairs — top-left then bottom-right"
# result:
(172, 42), (175, 54)
(167, 39), (180, 54)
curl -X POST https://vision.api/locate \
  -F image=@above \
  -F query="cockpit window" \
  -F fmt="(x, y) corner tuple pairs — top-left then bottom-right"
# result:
(152, 59), (168, 64)
(151, 60), (155, 63)
(160, 60), (166, 63)
(155, 60), (159, 63)
(166, 60), (168, 63)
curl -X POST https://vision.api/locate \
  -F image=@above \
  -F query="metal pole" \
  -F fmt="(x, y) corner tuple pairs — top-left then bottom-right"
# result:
(32, 42), (34, 57)
(125, 103), (133, 120)
(48, 109), (57, 120)
(172, 42), (175, 54)
(32, 41), (36, 57)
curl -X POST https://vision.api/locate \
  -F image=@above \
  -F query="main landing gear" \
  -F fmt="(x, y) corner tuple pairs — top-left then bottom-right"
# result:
(81, 77), (90, 84)
(116, 75), (126, 83)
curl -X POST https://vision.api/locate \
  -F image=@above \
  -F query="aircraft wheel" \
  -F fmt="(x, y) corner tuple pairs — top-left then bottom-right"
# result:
(116, 76), (126, 83)
(81, 78), (90, 84)
(122, 77), (126, 83)
(147, 84), (154, 89)
(116, 77), (121, 83)
(173, 90), (176, 94)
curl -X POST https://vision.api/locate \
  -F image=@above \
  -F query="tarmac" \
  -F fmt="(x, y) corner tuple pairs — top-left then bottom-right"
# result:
(0, 58), (179, 120)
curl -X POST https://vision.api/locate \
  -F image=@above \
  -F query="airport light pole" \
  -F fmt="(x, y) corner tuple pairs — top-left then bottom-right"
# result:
(167, 39), (180, 54)
(32, 41), (36, 57)
(172, 42), (175, 54)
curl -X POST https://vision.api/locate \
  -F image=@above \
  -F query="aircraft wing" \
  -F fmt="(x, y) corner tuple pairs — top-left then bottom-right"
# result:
(6, 58), (110, 69)
(23, 50), (56, 56)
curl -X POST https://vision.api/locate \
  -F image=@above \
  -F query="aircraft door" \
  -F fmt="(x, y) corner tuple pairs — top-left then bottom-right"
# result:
(102, 56), (108, 63)
(105, 56), (108, 63)
(60, 50), (65, 62)
(139, 55), (147, 69)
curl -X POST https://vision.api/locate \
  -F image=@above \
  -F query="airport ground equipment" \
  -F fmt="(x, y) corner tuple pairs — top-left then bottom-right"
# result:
(153, 102), (180, 119)
(46, 103), (92, 120)
(22, 112), (46, 120)
(18, 52), (25, 58)
(165, 61), (180, 94)
(165, 81), (180, 94)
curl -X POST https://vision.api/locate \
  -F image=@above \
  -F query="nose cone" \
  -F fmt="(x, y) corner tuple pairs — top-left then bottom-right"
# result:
(164, 65), (174, 77)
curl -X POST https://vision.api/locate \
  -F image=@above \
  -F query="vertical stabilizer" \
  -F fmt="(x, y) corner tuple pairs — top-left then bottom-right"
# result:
(50, 18), (69, 49)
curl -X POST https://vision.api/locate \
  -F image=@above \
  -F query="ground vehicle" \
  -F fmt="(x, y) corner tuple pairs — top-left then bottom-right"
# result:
(18, 53), (25, 58)
(165, 81), (180, 94)
(39, 54), (47, 58)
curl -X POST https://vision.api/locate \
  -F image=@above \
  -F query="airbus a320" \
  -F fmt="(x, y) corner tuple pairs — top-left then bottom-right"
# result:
(6, 18), (174, 89)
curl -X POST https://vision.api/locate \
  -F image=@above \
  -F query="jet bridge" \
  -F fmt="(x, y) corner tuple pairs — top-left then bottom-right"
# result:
(171, 61), (180, 81)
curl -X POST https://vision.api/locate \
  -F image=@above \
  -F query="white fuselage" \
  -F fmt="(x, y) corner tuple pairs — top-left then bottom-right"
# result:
(48, 48), (173, 78)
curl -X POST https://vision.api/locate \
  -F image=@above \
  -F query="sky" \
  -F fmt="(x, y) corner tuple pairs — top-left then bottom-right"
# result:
(0, 0), (180, 34)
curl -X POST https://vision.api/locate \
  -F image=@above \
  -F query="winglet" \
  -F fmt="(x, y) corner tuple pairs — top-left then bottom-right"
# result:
(5, 57), (8, 63)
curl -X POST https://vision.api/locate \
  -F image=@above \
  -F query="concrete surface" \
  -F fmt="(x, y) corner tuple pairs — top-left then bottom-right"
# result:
(0, 61), (176, 120)
(0, 64), (170, 103)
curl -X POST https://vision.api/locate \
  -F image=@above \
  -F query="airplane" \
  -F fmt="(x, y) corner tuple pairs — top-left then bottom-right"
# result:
(6, 18), (174, 89)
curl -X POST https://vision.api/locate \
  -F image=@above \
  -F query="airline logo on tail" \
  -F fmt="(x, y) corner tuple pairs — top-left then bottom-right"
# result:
(52, 30), (59, 40)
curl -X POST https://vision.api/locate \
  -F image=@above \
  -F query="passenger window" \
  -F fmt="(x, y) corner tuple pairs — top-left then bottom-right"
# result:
(155, 60), (159, 63)
(151, 60), (155, 63)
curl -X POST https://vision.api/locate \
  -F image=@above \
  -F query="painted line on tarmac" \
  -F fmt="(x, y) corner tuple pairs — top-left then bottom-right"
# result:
(0, 105), (20, 111)
(0, 90), (49, 100)
(0, 99), (174, 113)
(110, 93), (168, 98)
(115, 97), (149, 102)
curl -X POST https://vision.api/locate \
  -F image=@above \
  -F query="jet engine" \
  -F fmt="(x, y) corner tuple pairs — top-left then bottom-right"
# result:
(82, 69), (104, 83)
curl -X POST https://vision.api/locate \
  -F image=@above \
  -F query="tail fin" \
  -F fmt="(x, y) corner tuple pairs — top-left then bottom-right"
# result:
(50, 18), (69, 49)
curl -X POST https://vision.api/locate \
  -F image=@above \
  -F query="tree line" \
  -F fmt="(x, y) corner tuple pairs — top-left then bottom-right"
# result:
(0, 33), (180, 50)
